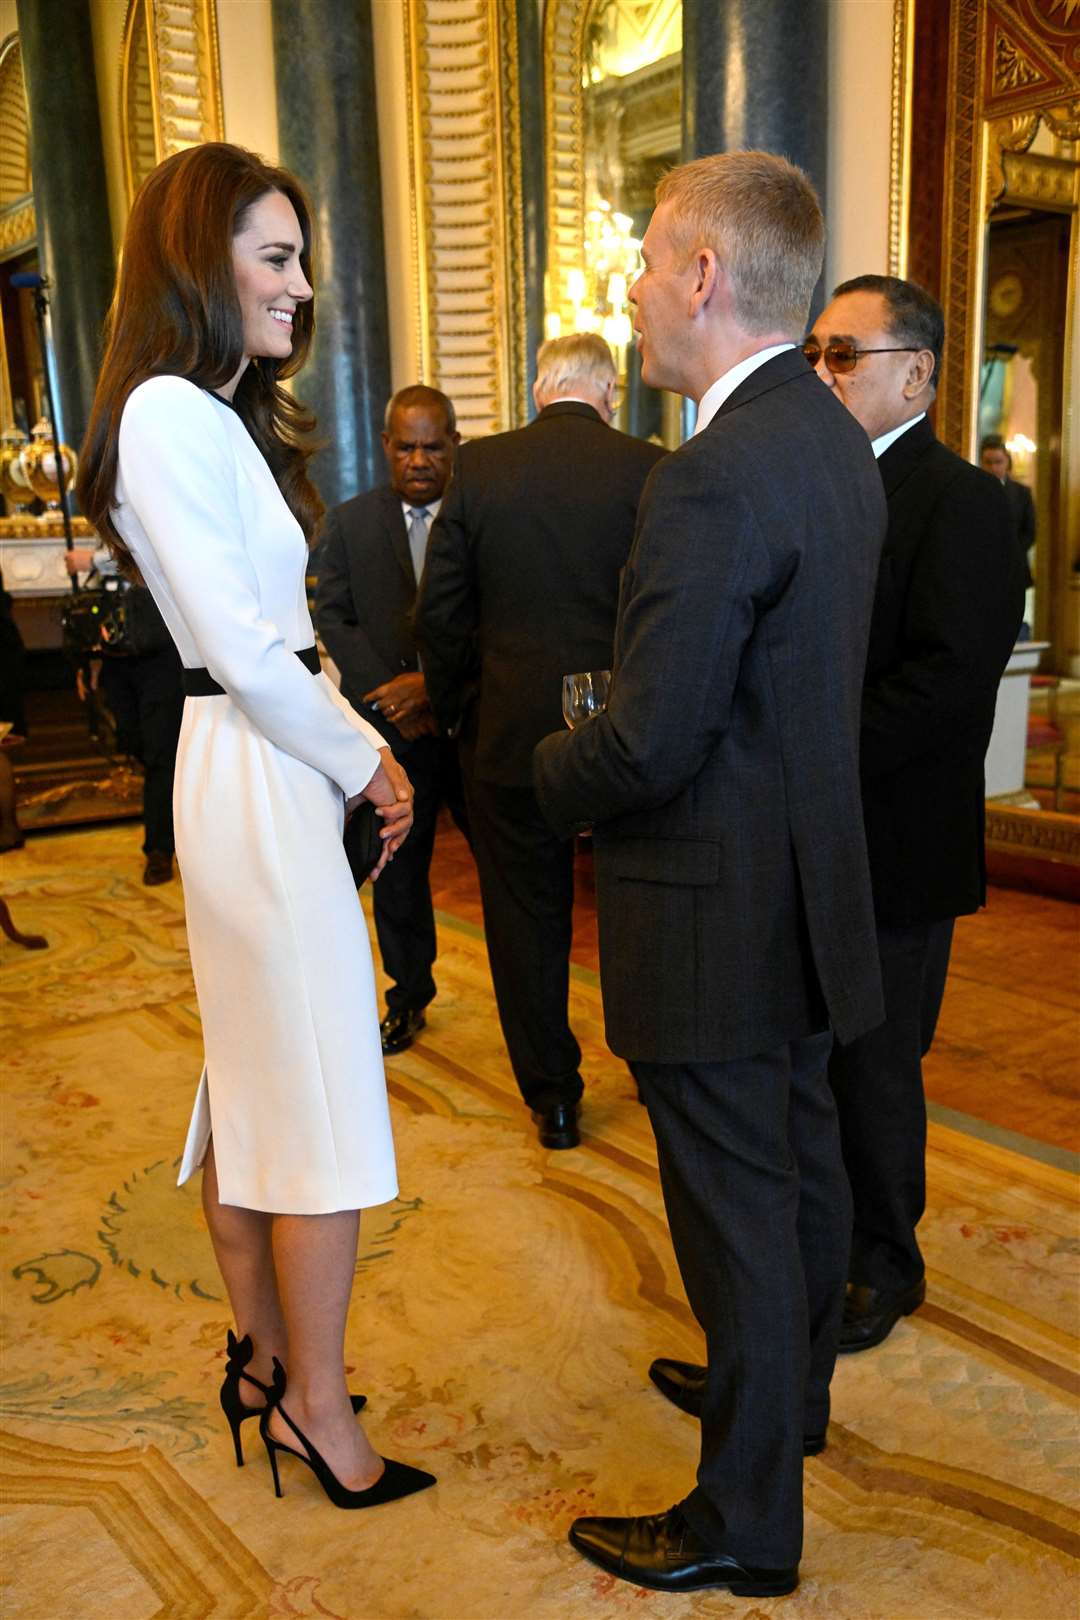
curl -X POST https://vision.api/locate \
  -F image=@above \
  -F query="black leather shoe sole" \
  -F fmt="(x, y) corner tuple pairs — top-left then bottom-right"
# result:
(568, 1527), (798, 1596)
(530, 1103), (580, 1150)
(838, 1280), (926, 1354)
(533, 1120), (580, 1149)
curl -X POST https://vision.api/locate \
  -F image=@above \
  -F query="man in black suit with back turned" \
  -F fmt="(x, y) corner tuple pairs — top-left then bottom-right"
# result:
(415, 334), (665, 1149)
(313, 385), (468, 1055)
(533, 154), (887, 1597)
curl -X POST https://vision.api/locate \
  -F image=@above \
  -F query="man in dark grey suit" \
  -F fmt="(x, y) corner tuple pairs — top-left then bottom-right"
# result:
(533, 153), (887, 1597)
(314, 386), (467, 1055)
(416, 334), (664, 1149)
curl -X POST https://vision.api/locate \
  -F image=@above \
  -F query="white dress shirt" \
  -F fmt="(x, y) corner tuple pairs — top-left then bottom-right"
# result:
(400, 496), (442, 528)
(870, 413), (925, 460)
(693, 344), (797, 436)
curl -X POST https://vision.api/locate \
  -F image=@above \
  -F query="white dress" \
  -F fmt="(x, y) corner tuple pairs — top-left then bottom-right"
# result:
(113, 376), (398, 1214)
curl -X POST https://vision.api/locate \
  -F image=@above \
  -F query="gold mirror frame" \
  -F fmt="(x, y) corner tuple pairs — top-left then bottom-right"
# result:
(0, 33), (35, 266)
(935, 0), (1079, 453)
(119, 0), (225, 204)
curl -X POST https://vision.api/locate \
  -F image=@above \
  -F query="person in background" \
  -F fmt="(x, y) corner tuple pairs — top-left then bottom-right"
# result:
(415, 333), (665, 1150)
(314, 385), (468, 1056)
(980, 432), (1035, 630)
(0, 565), (28, 851)
(65, 544), (184, 884)
(808, 278), (1024, 1351)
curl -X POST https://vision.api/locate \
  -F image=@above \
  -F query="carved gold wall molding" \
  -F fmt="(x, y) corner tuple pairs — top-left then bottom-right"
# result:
(0, 199), (35, 260)
(0, 35), (31, 210)
(403, 0), (526, 437)
(544, 0), (590, 337)
(120, 0), (224, 203)
(936, 0), (1080, 451)
(889, 0), (915, 277)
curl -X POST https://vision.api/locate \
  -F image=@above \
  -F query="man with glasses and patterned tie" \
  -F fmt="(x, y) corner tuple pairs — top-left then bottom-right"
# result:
(314, 386), (469, 1055)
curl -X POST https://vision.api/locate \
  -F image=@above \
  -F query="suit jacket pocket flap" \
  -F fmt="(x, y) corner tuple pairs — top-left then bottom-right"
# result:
(606, 837), (720, 886)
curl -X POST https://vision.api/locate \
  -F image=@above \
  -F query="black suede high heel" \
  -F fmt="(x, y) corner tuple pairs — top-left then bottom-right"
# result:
(259, 1357), (436, 1509)
(219, 1330), (367, 1467)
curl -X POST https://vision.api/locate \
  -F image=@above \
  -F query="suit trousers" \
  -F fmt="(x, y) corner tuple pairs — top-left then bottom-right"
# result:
(460, 756), (583, 1111)
(100, 648), (184, 856)
(373, 734), (468, 1015)
(634, 1031), (846, 1568)
(828, 917), (955, 1295)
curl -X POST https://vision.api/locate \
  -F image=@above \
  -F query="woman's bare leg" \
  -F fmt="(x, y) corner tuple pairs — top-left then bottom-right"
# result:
(202, 1141), (287, 1397)
(268, 1209), (383, 1489)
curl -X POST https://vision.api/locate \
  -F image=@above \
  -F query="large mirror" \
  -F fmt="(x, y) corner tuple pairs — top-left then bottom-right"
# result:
(980, 122), (1078, 676)
(545, 0), (685, 447)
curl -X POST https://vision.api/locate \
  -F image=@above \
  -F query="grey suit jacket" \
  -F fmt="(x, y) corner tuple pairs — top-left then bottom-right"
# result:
(534, 350), (887, 1065)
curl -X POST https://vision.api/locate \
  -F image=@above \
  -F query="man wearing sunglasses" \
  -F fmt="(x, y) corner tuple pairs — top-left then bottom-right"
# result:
(804, 276), (1024, 1351)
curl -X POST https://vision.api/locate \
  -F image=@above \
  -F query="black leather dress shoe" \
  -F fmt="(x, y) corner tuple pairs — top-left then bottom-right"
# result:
(648, 1358), (826, 1454)
(379, 1007), (426, 1055)
(569, 1505), (798, 1596)
(143, 851), (174, 886)
(838, 1278), (926, 1353)
(530, 1101), (580, 1149)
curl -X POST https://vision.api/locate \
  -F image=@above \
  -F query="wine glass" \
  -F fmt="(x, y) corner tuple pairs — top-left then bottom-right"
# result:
(562, 669), (611, 729)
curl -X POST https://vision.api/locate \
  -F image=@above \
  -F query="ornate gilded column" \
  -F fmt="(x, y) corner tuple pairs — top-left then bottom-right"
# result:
(681, 0), (828, 255)
(515, 0), (545, 409)
(271, 0), (391, 507)
(15, 0), (115, 453)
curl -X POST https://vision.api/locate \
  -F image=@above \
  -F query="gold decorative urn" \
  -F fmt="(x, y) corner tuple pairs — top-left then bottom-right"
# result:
(20, 417), (78, 508)
(0, 425), (34, 513)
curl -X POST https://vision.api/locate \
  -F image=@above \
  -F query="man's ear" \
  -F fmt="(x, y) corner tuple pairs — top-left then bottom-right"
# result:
(688, 248), (720, 320)
(905, 349), (935, 397)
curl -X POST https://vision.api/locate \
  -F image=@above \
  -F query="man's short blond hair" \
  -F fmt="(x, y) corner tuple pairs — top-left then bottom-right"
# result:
(535, 332), (616, 400)
(656, 150), (824, 337)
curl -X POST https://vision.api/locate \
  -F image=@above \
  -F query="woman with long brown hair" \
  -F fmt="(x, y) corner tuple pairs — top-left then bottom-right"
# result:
(78, 142), (434, 1510)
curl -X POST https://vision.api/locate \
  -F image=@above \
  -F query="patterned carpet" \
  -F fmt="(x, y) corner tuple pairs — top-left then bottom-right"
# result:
(2, 826), (1078, 1619)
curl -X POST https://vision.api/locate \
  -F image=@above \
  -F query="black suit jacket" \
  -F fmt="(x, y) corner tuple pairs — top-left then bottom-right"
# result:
(414, 402), (666, 785)
(534, 351), (887, 1065)
(312, 485), (422, 749)
(1004, 475), (1035, 588)
(861, 419), (1024, 926)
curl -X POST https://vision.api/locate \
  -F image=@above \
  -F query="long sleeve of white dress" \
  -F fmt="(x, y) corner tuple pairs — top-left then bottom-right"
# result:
(116, 375), (384, 798)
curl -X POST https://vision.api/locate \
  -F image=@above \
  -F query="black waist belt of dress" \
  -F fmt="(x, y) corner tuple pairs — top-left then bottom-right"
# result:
(181, 644), (321, 696)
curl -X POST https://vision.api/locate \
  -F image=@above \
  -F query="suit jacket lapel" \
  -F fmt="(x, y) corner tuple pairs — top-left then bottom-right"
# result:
(380, 486), (415, 587)
(876, 415), (935, 499)
(709, 348), (812, 425)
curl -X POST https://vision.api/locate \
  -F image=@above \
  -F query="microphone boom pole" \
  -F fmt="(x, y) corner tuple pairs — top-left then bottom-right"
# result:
(11, 271), (78, 595)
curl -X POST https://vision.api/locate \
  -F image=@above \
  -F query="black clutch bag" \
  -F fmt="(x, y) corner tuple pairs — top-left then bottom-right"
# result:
(344, 800), (382, 887)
